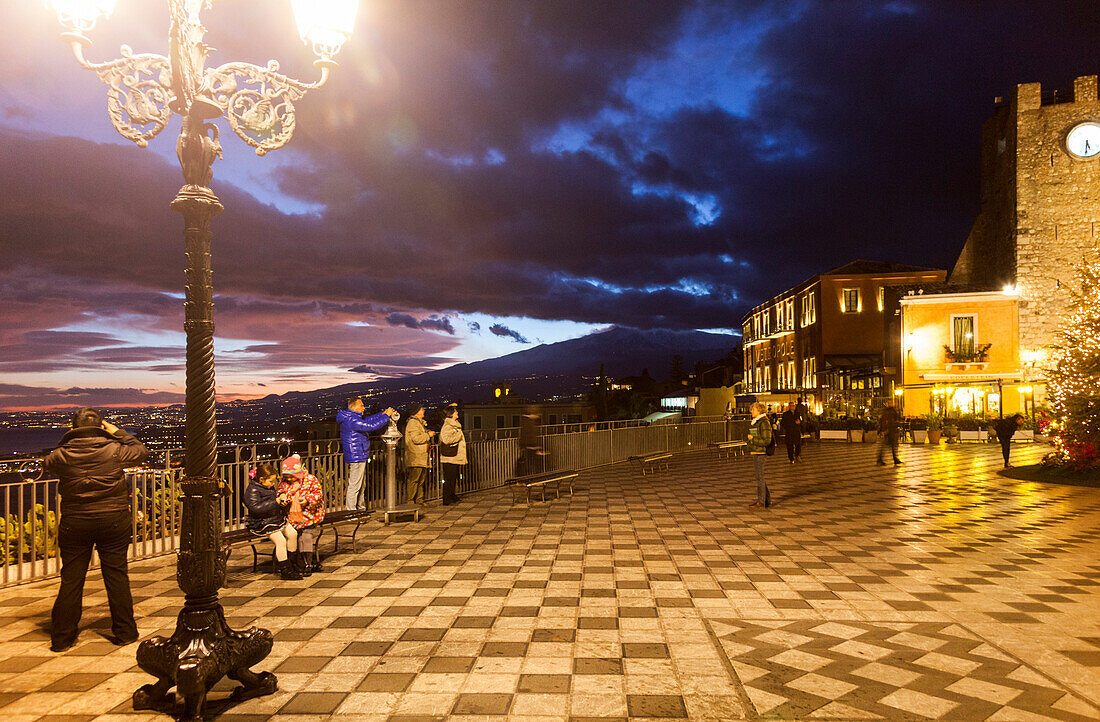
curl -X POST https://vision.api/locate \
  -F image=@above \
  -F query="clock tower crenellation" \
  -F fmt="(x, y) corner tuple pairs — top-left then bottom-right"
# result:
(950, 75), (1100, 353)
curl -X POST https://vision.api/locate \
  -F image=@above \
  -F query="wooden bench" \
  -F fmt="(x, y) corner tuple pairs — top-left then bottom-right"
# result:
(223, 508), (373, 572)
(629, 452), (672, 476)
(509, 470), (578, 504)
(709, 440), (748, 459)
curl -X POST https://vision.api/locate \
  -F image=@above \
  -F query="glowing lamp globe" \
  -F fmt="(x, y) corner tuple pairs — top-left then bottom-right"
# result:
(291, 0), (358, 62)
(49, 0), (116, 32)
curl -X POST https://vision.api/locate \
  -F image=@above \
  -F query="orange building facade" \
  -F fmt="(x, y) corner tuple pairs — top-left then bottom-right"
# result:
(898, 290), (1038, 417)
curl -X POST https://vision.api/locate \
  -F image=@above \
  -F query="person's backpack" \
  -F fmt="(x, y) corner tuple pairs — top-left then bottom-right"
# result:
(757, 418), (777, 456)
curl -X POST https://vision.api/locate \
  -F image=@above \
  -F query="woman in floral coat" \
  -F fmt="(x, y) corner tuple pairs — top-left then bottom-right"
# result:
(279, 454), (326, 575)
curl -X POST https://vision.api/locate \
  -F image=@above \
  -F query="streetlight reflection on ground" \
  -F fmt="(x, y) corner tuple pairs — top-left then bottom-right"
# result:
(45, 1), (357, 719)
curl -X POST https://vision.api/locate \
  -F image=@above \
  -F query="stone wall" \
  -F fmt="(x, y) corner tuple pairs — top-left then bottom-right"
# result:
(1015, 76), (1100, 351)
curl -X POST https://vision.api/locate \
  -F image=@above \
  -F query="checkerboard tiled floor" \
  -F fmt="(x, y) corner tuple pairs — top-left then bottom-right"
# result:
(0, 441), (1098, 721)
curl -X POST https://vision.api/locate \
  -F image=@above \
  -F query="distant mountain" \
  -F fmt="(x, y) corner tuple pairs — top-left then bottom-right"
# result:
(224, 326), (737, 421)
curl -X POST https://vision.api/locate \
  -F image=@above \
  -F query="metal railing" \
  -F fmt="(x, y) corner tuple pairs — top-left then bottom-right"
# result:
(0, 417), (747, 587)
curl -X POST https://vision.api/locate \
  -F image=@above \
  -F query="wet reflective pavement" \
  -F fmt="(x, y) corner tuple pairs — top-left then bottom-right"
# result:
(0, 441), (1097, 720)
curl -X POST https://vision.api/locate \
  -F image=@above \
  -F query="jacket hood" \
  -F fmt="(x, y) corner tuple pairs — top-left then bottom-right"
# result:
(336, 409), (361, 423)
(58, 426), (113, 446)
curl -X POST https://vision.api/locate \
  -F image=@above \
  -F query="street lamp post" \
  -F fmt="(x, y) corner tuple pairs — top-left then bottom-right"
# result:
(46, 1), (357, 719)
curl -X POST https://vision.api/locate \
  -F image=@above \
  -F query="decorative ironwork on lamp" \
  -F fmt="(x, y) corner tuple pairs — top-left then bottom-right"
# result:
(46, 1), (357, 720)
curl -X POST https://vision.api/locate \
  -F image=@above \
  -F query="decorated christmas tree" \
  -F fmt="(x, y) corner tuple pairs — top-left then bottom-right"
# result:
(1046, 246), (1100, 471)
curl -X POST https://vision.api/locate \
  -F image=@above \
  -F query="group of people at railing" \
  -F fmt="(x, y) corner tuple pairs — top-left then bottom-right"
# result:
(240, 396), (471, 580)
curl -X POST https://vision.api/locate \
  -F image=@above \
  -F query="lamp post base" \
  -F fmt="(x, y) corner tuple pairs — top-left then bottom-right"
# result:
(133, 598), (276, 722)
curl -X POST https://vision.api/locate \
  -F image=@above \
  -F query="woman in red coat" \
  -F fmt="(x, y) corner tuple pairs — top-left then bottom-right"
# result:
(279, 454), (326, 575)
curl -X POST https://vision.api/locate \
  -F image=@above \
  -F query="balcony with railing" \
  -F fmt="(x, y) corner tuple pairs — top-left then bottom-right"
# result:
(943, 343), (992, 370)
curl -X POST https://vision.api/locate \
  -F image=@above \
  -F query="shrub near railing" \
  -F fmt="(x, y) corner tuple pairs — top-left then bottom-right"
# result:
(0, 504), (57, 566)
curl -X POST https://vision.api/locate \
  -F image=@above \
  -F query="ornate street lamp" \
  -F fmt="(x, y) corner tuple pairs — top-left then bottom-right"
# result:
(46, 1), (357, 719)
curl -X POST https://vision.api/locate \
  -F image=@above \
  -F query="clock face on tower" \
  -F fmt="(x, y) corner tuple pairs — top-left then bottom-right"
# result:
(1066, 122), (1100, 158)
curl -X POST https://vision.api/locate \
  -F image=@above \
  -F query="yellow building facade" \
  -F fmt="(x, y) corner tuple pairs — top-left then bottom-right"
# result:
(899, 290), (1040, 418)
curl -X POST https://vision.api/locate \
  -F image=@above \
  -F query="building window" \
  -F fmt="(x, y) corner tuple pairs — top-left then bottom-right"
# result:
(877, 286), (885, 311)
(549, 414), (558, 425)
(762, 310), (771, 336)
(801, 293), (816, 326)
(802, 357), (816, 388)
(472, 415), (482, 429)
(496, 415), (505, 428)
(763, 366), (771, 390)
(511, 415), (521, 427)
(951, 315), (976, 356)
(787, 360), (795, 388)
(785, 298), (794, 330)
(842, 288), (860, 313)
(777, 303), (785, 332)
(778, 363), (787, 389)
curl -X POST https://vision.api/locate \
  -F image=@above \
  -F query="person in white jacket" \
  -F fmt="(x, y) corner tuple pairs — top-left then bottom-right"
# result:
(438, 405), (466, 505)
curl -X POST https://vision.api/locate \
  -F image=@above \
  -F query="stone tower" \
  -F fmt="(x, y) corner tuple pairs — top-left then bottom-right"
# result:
(950, 75), (1100, 353)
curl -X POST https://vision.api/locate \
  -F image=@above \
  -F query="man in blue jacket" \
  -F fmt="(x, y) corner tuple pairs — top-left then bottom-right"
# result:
(338, 398), (395, 509)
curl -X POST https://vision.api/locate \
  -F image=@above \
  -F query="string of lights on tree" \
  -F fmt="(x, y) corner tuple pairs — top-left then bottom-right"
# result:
(1046, 244), (1100, 471)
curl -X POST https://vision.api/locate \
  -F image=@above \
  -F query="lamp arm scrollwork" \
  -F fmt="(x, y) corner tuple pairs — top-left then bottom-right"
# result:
(68, 41), (175, 148)
(202, 60), (330, 156)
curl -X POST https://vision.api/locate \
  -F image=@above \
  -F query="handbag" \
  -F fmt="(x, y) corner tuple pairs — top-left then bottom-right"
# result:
(287, 496), (307, 526)
(439, 424), (460, 457)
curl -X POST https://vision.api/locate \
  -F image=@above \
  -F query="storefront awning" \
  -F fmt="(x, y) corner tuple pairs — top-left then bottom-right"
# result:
(920, 372), (1020, 382)
(823, 354), (881, 371)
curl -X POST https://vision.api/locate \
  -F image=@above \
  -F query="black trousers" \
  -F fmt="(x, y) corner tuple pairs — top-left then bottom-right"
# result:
(1000, 438), (1012, 466)
(785, 434), (802, 461)
(52, 510), (136, 647)
(442, 463), (462, 504)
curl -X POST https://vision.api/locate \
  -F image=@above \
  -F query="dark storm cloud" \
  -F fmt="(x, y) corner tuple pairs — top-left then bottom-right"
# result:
(3, 0), (1099, 405)
(384, 312), (456, 335)
(489, 324), (529, 344)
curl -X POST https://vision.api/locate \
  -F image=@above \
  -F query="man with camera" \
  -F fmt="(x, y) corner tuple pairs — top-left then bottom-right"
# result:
(44, 407), (149, 652)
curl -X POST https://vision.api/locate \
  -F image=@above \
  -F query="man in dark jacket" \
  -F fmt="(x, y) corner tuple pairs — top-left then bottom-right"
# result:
(44, 407), (149, 652)
(338, 398), (395, 510)
(780, 402), (802, 463)
(994, 414), (1024, 468)
(876, 402), (902, 466)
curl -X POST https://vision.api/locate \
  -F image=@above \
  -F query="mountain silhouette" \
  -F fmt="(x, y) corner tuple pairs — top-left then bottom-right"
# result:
(227, 326), (737, 419)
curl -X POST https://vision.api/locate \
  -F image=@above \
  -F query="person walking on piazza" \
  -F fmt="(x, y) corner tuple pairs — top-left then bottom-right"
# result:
(337, 397), (396, 510)
(746, 401), (775, 508)
(994, 413), (1025, 468)
(404, 404), (434, 505)
(780, 402), (802, 463)
(243, 461), (302, 580)
(278, 454), (326, 575)
(876, 400), (903, 466)
(438, 404), (467, 505)
(45, 407), (149, 652)
(518, 407), (544, 475)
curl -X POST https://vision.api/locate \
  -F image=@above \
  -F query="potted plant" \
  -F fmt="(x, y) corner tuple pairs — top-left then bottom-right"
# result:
(847, 417), (864, 443)
(910, 416), (928, 444)
(1016, 415), (1035, 442)
(957, 415), (988, 442)
(941, 416), (957, 443)
(863, 417), (878, 444)
(817, 417), (849, 441)
(925, 414), (942, 444)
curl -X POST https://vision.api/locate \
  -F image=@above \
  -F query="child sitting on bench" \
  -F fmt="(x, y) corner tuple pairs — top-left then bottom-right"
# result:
(243, 461), (302, 580)
(279, 454), (326, 576)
